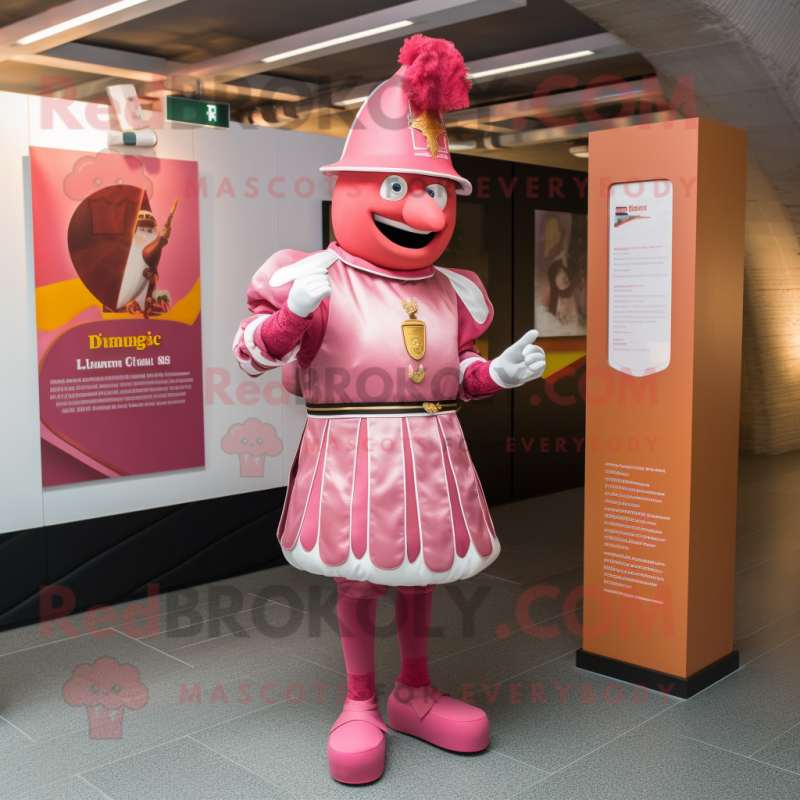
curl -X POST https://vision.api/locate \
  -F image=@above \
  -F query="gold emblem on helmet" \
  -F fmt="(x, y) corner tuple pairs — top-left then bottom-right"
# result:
(408, 109), (447, 159)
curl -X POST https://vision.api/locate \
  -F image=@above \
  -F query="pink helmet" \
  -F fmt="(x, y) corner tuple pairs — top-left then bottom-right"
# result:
(320, 35), (473, 195)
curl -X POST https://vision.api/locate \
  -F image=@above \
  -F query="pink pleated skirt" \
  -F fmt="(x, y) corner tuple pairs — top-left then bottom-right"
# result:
(278, 413), (500, 586)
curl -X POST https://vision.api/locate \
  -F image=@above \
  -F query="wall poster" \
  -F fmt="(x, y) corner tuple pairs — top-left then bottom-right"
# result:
(31, 147), (204, 487)
(534, 209), (588, 337)
(607, 180), (673, 376)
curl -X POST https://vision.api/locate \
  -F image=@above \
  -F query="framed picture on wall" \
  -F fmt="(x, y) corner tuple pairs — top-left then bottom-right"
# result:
(534, 209), (588, 337)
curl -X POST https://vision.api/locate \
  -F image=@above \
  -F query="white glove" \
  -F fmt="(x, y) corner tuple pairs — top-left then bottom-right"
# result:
(489, 330), (547, 389)
(279, 250), (336, 318)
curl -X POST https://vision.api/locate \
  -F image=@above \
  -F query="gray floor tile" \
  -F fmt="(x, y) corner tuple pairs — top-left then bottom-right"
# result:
(232, 645), (353, 706)
(736, 518), (800, 574)
(753, 721), (800, 774)
(82, 736), (288, 799)
(465, 563), (584, 607)
(0, 670), (273, 797)
(651, 633), (800, 756)
(735, 608), (800, 665)
(162, 602), (308, 669)
(470, 652), (680, 772)
(0, 619), (79, 659)
(734, 546), (800, 638)
(138, 606), (273, 654)
(738, 477), (784, 500)
(18, 776), (112, 800)
(0, 580), (276, 661)
(476, 498), (583, 588)
(109, 584), (271, 640)
(736, 490), (800, 537)
(737, 451), (800, 487)
(464, 547), (583, 595)
(0, 714), (33, 754)
(429, 613), (582, 698)
(214, 568), (306, 598)
(513, 724), (800, 800)
(772, 472), (800, 495)
(194, 697), (547, 800)
(491, 489), (584, 548)
(0, 629), (185, 743)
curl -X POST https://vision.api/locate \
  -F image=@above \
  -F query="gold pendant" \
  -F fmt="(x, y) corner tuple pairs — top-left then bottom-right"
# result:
(408, 364), (425, 384)
(423, 402), (441, 414)
(401, 299), (426, 361)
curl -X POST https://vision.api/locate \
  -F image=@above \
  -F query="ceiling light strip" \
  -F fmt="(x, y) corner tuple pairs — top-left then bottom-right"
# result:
(262, 20), (413, 64)
(16, 0), (150, 45)
(469, 50), (595, 80)
(335, 95), (370, 107)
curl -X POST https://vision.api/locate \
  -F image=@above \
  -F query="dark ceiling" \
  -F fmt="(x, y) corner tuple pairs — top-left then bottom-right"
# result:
(78, 0), (413, 63)
(74, 0), (605, 81)
(268, 0), (604, 85)
(2, 0), (648, 107)
(465, 52), (654, 108)
(0, 0), (65, 28)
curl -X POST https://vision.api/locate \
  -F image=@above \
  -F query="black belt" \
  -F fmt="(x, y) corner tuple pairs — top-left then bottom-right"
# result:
(305, 400), (460, 417)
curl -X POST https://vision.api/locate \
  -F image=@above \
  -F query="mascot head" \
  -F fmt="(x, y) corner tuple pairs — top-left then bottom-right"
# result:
(321, 35), (472, 270)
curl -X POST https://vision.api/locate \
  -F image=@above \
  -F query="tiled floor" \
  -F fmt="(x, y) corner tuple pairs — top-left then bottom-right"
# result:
(2, 450), (800, 799)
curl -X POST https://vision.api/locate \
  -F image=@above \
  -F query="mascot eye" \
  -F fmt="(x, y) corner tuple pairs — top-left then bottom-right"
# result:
(90, 684), (99, 694)
(257, 438), (263, 445)
(425, 183), (447, 210)
(241, 438), (247, 445)
(112, 684), (121, 694)
(92, 178), (102, 187)
(380, 175), (407, 201)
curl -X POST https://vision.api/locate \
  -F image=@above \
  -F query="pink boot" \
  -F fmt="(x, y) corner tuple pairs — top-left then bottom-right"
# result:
(387, 682), (489, 752)
(330, 584), (388, 783)
(328, 696), (388, 784)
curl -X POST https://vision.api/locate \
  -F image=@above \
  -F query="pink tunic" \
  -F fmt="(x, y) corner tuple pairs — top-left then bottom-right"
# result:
(234, 242), (501, 585)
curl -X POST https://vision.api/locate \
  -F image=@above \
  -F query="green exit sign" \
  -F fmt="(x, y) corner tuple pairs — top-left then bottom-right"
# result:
(166, 96), (230, 129)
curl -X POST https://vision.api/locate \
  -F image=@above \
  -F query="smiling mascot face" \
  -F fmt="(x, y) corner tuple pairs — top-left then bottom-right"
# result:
(331, 172), (458, 270)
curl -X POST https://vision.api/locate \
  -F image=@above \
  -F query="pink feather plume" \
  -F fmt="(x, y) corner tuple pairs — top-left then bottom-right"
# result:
(398, 35), (471, 112)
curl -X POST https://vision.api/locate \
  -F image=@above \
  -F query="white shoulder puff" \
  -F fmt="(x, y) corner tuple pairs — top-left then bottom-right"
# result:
(435, 267), (490, 324)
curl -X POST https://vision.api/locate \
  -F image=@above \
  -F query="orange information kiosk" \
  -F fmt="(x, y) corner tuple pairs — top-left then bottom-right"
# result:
(577, 118), (747, 697)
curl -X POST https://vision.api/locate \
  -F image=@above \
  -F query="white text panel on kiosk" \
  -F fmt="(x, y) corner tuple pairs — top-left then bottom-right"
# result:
(607, 180), (673, 376)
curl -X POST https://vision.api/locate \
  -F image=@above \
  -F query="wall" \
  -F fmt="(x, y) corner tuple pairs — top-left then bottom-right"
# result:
(0, 90), (342, 534)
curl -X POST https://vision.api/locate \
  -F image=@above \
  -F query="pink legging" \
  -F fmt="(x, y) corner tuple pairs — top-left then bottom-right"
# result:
(336, 578), (435, 700)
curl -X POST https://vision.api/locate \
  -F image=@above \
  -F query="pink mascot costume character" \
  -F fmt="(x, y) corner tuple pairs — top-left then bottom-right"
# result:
(234, 36), (546, 784)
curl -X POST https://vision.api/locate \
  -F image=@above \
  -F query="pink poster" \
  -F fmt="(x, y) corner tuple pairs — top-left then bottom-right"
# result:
(31, 147), (204, 487)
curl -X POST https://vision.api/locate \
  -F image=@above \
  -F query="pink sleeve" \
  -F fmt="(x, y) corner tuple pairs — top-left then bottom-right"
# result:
(259, 305), (313, 361)
(462, 359), (503, 400)
(448, 269), (504, 401)
(232, 249), (328, 376)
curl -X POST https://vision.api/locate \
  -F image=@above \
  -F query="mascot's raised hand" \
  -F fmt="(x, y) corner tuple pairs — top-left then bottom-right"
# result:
(489, 329), (547, 388)
(269, 249), (336, 318)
